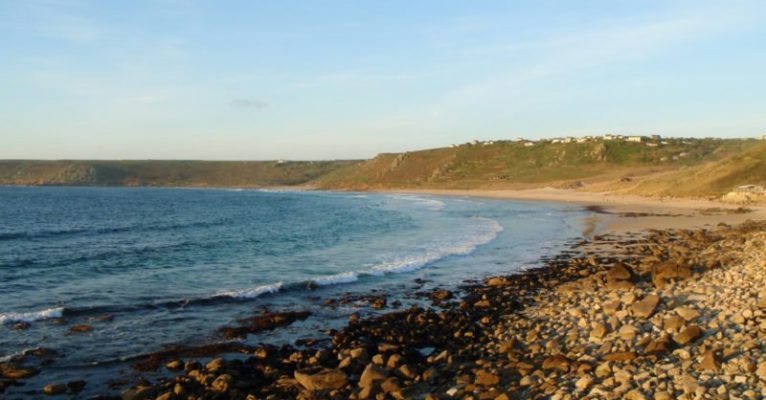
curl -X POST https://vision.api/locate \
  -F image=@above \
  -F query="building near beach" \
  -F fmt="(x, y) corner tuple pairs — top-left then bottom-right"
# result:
(723, 184), (766, 203)
(736, 185), (766, 194)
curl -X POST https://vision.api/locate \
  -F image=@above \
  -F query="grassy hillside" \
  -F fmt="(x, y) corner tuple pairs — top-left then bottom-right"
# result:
(3, 138), (764, 198)
(315, 138), (764, 195)
(0, 160), (360, 187)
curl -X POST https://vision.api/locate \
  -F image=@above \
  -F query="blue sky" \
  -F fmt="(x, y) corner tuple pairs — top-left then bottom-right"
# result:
(1, 1), (765, 160)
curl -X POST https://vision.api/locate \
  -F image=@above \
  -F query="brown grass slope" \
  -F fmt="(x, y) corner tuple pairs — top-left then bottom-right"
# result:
(610, 143), (766, 198)
(315, 139), (763, 196)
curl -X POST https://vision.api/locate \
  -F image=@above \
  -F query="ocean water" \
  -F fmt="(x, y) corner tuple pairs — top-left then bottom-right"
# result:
(0, 187), (586, 396)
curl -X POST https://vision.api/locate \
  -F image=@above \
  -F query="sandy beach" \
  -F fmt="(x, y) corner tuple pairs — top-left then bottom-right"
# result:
(388, 188), (766, 234)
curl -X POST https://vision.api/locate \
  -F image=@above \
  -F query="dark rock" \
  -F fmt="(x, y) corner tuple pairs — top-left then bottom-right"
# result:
(12, 322), (30, 330)
(380, 377), (402, 393)
(210, 374), (232, 392)
(0, 363), (40, 379)
(67, 380), (86, 392)
(93, 314), (114, 322)
(218, 310), (311, 339)
(165, 360), (183, 371)
(430, 290), (453, 302)
(69, 324), (94, 333)
(121, 386), (158, 400)
(0, 379), (11, 393)
(43, 383), (67, 395)
(371, 297), (387, 309)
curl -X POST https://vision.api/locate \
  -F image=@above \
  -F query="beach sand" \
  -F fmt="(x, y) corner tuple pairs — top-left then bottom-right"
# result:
(388, 187), (766, 234)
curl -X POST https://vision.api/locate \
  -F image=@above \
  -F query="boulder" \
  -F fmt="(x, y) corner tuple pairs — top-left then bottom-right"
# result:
(698, 350), (720, 372)
(165, 360), (184, 371)
(663, 315), (685, 333)
(590, 323), (608, 339)
(618, 325), (639, 341)
(43, 383), (67, 395)
(673, 325), (702, 345)
(652, 262), (692, 288)
(68, 324), (94, 333)
(674, 306), (700, 322)
(475, 370), (500, 386)
(575, 375), (593, 391)
(210, 374), (232, 392)
(486, 277), (510, 287)
(644, 337), (671, 355)
(607, 264), (632, 280)
(359, 364), (387, 389)
(632, 295), (660, 319)
(0, 364), (39, 380)
(294, 369), (348, 391)
(542, 355), (570, 372)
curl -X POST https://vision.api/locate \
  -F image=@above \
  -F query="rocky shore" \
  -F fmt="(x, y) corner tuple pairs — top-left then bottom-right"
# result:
(4, 219), (766, 399)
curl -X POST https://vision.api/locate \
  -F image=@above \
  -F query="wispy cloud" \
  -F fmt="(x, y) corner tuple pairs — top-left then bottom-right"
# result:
(426, 5), (763, 120)
(230, 99), (269, 110)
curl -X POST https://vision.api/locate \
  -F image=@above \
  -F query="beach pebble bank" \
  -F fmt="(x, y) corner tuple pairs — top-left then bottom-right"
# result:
(23, 220), (763, 399)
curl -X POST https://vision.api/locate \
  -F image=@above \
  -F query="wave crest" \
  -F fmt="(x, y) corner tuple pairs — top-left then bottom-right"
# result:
(215, 283), (283, 299)
(311, 271), (359, 286)
(0, 307), (64, 325)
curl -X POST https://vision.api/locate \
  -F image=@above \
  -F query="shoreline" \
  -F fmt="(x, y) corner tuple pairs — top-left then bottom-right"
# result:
(3, 188), (766, 398)
(378, 187), (766, 234)
(93, 218), (765, 400)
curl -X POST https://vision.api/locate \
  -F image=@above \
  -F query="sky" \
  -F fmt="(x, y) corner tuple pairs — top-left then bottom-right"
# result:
(1, 1), (765, 160)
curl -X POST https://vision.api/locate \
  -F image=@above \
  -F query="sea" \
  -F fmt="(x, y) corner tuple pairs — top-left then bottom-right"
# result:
(0, 186), (588, 397)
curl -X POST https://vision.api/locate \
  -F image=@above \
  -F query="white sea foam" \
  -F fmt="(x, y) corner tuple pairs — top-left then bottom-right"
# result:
(0, 307), (64, 325)
(369, 217), (503, 275)
(387, 194), (445, 211)
(0, 351), (23, 363)
(216, 282), (283, 299)
(311, 271), (359, 286)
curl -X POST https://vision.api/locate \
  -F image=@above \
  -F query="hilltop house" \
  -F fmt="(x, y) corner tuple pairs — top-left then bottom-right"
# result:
(625, 136), (644, 143)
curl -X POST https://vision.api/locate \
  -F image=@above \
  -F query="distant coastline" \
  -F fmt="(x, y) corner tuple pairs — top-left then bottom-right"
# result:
(2, 137), (765, 202)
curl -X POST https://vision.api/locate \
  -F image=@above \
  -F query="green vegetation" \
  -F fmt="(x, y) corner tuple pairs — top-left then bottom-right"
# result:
(2, 138), (764, 198)
(0, 160), (360, 187)
(315, 138), (765, 194)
